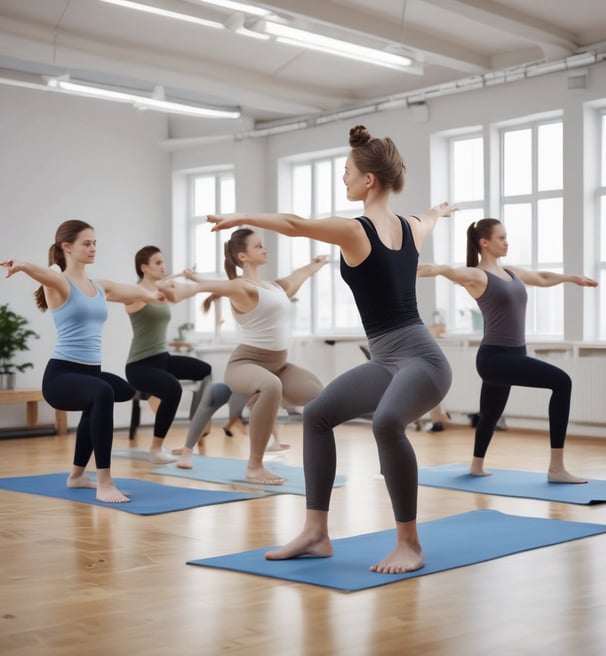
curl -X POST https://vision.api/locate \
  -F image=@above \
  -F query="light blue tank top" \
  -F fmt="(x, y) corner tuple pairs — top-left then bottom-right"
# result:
(51, 278), (108, 365)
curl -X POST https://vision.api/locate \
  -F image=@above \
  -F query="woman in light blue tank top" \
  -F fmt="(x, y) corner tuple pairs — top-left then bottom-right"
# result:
(208, 125), (455, 575)
(418, 217), (597, 483)
(1, 220), (168, 503)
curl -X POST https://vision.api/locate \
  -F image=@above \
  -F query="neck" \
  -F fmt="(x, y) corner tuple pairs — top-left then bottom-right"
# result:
(241, 264), (262, 282)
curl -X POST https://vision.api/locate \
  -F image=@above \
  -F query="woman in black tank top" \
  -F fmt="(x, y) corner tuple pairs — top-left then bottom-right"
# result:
(418, 218), (597, 483)
(208, 125), (455, 575)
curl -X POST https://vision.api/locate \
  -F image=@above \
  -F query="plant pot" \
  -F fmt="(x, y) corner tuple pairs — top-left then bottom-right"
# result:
(0, 372), (16, 390)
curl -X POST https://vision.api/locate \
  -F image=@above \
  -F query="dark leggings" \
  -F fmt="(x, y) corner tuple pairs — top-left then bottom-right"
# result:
(474, 345), (572, 457)
(42, 359), (134, 469)
(125, 352), (211, 439)
(303, 324), (451, 523)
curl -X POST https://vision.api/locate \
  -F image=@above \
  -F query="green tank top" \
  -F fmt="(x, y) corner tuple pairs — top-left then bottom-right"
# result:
(127, 302), (171, 363)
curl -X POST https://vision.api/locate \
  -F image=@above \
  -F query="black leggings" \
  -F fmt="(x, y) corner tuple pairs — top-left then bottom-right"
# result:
(42, 359), (135, 469)
(125, 352), (211, 438)
(474, 345), (572, 457)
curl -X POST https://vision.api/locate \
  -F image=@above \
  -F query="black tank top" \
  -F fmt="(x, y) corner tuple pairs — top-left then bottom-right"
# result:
(340, 215), (422, 338)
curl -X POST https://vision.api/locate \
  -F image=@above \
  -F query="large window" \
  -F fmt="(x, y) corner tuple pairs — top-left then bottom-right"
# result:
(501, 120), (564, 336)
(279, 154), (361, 334)
(188, 170), (236, 337)
(436, 134), (485, 332)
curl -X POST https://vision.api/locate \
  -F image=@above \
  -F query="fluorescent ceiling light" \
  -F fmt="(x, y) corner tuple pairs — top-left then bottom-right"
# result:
(193, 0), (272, 17)
(46, 78), (240, 119)
(98, 0), (224, 29)
(261, 22), (414, 71)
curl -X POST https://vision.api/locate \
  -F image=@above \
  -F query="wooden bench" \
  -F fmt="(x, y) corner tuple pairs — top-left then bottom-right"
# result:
(0, 389), (67, 437)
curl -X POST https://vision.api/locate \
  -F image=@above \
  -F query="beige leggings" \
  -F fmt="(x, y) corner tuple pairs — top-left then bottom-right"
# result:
(225, 344), (323, 443)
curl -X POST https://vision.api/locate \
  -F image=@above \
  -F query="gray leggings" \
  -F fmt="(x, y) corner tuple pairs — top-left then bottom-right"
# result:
(304, 324), (452, 523)
(225, 344), (323, 443)
(184, 377), (231, 449)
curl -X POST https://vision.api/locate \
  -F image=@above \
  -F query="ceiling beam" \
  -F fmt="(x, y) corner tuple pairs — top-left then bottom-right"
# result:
(421, 0), (578, 59)
(253, 0), (490, 73)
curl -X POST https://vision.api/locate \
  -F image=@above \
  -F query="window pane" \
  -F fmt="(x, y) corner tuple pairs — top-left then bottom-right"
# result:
(535, 267), (563, 335)
(194, 222), (216, 273)
(601, 195), (606, 261)
(538, 122), (562, 191)
(600, 269), (606, 340)
(503, 129), (531, 196)
(453, 137), (484, 202)
(537, 197), (563, 262)
(503, 203), (531, 264)
(220, 176), (235, 213)
(602, 115), (606, 187)
(193, 176), (216, 216)
(293, 165), (312, 217)
(315, 160), (332, 216)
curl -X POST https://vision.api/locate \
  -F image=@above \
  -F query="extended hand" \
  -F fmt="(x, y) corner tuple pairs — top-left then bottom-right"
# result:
(0, 259), (20, 277)
(433, 202), (458, 218)
(207, 214), (245, 232)
(572, 275), (598, 287)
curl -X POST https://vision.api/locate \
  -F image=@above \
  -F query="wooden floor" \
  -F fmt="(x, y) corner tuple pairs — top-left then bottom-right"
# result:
(1, 420), (605, 656)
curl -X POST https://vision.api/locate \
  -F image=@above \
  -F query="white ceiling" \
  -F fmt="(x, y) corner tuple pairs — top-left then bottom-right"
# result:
(1, 0), (606, 134)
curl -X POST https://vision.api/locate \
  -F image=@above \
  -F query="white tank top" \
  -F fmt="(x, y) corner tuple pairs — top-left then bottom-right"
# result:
(234, 281), (291, 351)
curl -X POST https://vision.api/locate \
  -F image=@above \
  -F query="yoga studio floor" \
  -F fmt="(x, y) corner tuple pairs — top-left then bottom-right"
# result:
(1, 419), (605, 656)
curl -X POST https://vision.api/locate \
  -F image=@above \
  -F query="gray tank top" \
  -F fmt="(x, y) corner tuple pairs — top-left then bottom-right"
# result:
(476, 269), (527, 347)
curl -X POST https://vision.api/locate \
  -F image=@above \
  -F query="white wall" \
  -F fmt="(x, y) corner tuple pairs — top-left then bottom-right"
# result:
(2, 60), (606, 435)
(0, 85), (172, 430)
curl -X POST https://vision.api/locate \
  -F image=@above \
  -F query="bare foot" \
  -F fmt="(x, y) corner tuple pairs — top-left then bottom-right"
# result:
(265, 435), (290, 452)
(469, 457), (491, 476)
(177, 446), (194, 470)
(96, 482), (130, 503)
(469, 467), (492, 477)
(548, 469), (588, 484)
(370, 543), (425, 574)
(246, 466), (285, 485)
(265, 530), (333, 560)
(67, 474), (97, 489)
(149, 450), (178, 464)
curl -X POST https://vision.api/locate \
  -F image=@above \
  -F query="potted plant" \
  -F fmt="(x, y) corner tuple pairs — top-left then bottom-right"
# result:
(0, 303), (39, 390)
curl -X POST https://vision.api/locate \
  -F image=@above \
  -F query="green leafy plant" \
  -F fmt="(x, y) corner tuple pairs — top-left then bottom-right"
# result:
(0, 303), (39, 373)
(176, 322), (194, 342)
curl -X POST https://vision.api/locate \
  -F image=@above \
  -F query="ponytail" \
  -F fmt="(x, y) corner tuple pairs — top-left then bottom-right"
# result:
(466, 218), (501, 267)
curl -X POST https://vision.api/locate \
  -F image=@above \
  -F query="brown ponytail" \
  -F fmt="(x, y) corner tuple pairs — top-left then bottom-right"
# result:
(223, 228), (254, 280)
(466, 218), (501, 267)
(34, 219), (94, 311)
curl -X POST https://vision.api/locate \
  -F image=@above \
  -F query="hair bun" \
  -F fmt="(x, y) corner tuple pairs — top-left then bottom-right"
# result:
(349, 124), (371, 147)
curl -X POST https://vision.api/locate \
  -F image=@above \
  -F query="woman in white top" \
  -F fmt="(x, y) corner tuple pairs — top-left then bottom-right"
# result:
(177, 228), (328, 483)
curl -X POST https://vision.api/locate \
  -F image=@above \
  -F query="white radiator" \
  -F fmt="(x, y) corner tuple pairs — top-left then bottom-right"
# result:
(440, 343), (606, 426)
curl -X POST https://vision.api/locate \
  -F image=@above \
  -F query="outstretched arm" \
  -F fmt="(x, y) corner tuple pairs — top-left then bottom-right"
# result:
(508, 267), (598, 288)
(1, 259), (70, 306)
(276, 255), (330, 298)
(417, 263), (487, 298)
(99, 280), (167, 305)
(408, 202), (458, 251)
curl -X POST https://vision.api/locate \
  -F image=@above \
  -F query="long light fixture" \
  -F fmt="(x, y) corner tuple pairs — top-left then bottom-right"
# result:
(98, 0), (224, 29)
(46, 77), (241, 119)
(259, 21), (414, 71)
(192, 0), (272, 17)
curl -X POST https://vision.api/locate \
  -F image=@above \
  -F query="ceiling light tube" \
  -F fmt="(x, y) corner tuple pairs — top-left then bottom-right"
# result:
(47, 78), (240, 119)
(262, 22), (413, 71)
(193, 0), (272, 17)
(98, 0), (224, 29)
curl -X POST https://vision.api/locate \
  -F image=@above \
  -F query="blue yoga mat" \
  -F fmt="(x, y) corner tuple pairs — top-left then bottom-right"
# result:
(151, 454), (346, 495)
(187, 509), (606, 592)
(0, 473), (266, 515)
(418, 463), (606, 505)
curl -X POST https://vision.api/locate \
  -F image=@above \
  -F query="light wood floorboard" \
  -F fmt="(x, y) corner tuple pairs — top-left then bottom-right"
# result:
(1, 421), (605, 655)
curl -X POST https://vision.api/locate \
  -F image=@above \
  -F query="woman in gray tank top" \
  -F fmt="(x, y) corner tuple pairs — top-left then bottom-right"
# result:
(208, 125), (455, 575)
(418, 218), (597, 483)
